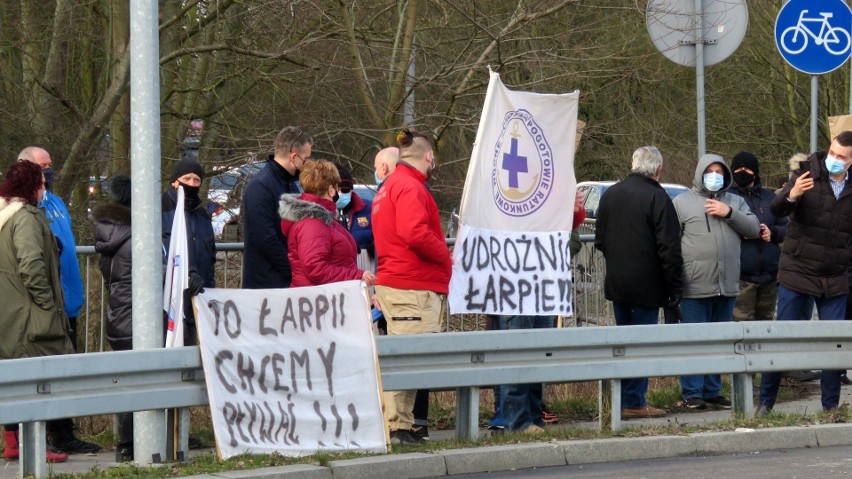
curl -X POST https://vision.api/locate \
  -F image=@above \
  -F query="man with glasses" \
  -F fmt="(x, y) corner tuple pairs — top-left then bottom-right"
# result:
(18, 146), (102, 454)
(242, 126), (312, 289)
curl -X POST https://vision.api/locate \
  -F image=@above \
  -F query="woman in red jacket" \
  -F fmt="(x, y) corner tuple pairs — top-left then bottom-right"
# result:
(279, 159), (376, 287)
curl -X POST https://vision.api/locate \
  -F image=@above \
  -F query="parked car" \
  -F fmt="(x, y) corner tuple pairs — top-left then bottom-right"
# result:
(577, 181), (689, 219)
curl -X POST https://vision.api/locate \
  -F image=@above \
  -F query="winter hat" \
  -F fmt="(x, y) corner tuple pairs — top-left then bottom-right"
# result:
(335, 163), (354, 189)
(110, 174), (132, 206)
(731, 151), (759, 178)
(169, 158), (204, 183)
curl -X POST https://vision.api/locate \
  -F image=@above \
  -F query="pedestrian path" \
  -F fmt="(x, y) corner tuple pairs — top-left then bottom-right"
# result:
(0, 380), (843, 479)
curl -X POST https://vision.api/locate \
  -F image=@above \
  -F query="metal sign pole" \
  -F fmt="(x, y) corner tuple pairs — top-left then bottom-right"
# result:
(811, 75), (819, 153)
(129, 0), (166, 465)
(695, 0), (706, 157)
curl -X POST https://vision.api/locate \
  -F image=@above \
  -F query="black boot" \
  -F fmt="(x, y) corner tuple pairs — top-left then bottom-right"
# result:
(48, 421), (102, 454)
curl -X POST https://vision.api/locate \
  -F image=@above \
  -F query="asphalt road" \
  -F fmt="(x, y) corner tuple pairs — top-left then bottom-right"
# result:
(431, 445), (852, 478)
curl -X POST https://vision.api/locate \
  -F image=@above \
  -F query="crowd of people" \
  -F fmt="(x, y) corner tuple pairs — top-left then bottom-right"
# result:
(2, 126), (851, 459)
(595, 133), (852, 419)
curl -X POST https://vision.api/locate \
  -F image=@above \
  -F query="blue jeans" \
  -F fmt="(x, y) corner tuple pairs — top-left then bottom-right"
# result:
(497, 315), (556, 430)
(612, 302), (660, 408)
(760, 285), (847, 409)
(679, 297), (736, 400)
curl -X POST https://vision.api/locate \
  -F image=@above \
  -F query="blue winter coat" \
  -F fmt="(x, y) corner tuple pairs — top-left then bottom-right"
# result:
(40, 190), (84, 318)
(241, 156), (302, 288)
(728, 181), (788, 284)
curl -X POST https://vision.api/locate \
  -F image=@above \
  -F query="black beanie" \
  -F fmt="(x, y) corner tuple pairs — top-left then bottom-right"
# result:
(110, 174), (132, 206)
(335, 163), (354, 188)
(169, 158), (204, 183)
(731, 151), (759, 178)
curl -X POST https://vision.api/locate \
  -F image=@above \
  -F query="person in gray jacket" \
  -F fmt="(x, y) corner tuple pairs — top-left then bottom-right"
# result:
(673, 153), (760, 409)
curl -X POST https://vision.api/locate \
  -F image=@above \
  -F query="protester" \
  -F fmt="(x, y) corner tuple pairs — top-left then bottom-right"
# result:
(595, 146), (683, 419)
(0, 161), (72, 463)
(372, 128), (452, 445)
(333, 163), (373, 252)
(242, 126), (311, 288)
(162, 158), (214, 346)
(674, 153), (760, 409)
(373, 146), (399, 187)
(757, 132), (852, 415)
(279, 159), (376, 287)
(17, 146), (101, 454)
(92, 174), (134, 461)
(728, 151), (788, 321)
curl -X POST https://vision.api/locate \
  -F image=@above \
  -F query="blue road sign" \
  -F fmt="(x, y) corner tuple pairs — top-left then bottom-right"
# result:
(775, 0), (852, 75)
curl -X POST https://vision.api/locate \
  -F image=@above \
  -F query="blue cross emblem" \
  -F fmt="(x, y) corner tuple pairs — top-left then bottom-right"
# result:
(502, 137), (527, 189)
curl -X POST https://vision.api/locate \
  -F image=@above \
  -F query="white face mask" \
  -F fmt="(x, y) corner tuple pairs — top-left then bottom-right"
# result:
(703, 172), (724, 192)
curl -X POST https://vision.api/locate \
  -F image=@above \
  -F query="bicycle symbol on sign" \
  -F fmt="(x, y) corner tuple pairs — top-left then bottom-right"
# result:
(780, 10), (851, 55)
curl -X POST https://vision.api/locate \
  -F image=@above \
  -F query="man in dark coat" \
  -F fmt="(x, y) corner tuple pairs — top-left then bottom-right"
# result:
(241, 126), (311, 288)
(162, 158), (215, 346)
(728, 151), (788, 321)
(595, 145), (683, 419)
(757, 131), (852, 415)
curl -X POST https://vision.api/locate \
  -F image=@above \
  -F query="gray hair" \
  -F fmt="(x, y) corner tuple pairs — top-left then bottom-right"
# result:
(631, 146), (663, 177)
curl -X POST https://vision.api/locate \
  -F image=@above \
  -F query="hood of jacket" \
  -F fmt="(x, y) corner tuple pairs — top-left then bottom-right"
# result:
(692, 153), (732, 196)
(279, 193), (333, 237)
(93, 202), (132, 256)
(0, 198), (25, 233)
(93, 201), (131, 225)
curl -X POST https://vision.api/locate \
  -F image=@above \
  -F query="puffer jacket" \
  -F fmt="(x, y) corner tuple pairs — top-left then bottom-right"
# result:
(771, 151), (852, 298)
(93, 201), (133, 351)
(673, 154), (761, 298)
(0, 198), (74, 359)
(40, 190), (84, 318)
(279, 193), (364, 287)
(729, 180), (788, 284)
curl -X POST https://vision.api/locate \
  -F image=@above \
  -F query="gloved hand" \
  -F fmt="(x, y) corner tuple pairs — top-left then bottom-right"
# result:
(187, 271), (205, 296)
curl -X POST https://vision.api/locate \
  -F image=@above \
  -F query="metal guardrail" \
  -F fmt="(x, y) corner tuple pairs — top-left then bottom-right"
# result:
(4, 320), (852, 477)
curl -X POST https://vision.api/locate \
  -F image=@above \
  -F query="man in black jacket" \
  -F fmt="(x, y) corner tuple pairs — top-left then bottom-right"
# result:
(595, 145), (683, 419)
(758, 131), (852, 415)
(241, 126), (311, 288)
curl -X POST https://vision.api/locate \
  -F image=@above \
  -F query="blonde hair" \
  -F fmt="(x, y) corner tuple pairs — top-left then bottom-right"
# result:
(299, 159), (340, 196)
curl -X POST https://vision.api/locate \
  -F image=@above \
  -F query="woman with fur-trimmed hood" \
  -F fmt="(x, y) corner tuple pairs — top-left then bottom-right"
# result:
(279, 160), (376, 288)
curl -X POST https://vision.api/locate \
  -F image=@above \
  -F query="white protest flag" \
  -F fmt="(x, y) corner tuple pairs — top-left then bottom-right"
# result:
(164, 185), (188, 348)
(194, 281), (386, 459)
(449, 69), (579, 316)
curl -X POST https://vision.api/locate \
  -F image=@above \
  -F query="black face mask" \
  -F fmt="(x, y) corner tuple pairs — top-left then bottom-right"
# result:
(733, 171), (755, 188)
(43, 167), (54, 190)
(179, 182), (201, 209)
(332, 191), (340, 204)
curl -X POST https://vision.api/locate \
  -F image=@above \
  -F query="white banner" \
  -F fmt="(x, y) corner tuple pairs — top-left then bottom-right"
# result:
(450, 70), (578, 315)
(194, 281), (386, 459)
(164, 185), (188, 348)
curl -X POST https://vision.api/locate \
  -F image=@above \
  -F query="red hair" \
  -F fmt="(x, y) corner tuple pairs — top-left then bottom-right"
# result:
(0, 161), (43, 206)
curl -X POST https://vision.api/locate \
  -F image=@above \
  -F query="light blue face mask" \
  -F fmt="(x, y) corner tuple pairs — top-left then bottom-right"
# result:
(374, 171), (384, 186)
(825, 155), (846, 174)
(336, 192), (352, 209)
(703, 172), (724, 192)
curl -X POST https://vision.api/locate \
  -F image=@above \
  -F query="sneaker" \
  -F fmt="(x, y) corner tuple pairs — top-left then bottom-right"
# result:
(621, 405), (667, 419)
(115, 444), (134, 462)
(783, 370), (819, 382)
(704, 396), (732, 409)
(519, 424), (545, 435)
(48, 433), (102, 454)
(684, 397), (707, 409)
(842, 372), (852, 385)
(411, 425), (430, 441)
(389, 429), (422, 446)
(542, 410), (559, 424)
(487, 425), (505, 436)
(754, 404), (773, 417)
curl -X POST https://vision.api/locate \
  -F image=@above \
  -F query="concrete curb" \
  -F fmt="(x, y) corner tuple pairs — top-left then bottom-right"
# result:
(179, 423), (852, 478)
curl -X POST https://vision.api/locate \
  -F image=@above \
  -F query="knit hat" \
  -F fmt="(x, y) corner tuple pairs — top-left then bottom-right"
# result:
(169, 158), (204, 183)
(335, 163), (354, 189)
(109, 174), (132, 206)
(731, 151), (759, 178)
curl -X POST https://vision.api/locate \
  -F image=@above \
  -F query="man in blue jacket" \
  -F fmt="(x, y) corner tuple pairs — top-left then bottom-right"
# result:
(18, 146), (101, 454)
(241, 126), (311, 288)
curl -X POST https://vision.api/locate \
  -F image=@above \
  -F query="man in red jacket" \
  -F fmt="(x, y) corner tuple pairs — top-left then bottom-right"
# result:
(372, 129), (452, 445)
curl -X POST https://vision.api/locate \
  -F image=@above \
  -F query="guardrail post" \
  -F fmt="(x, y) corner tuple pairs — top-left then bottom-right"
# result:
(732, 372), (753, 417)
(599, 380), (621, 431)
(20, 421), (47, 479)
(455, 387), (480, 440)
